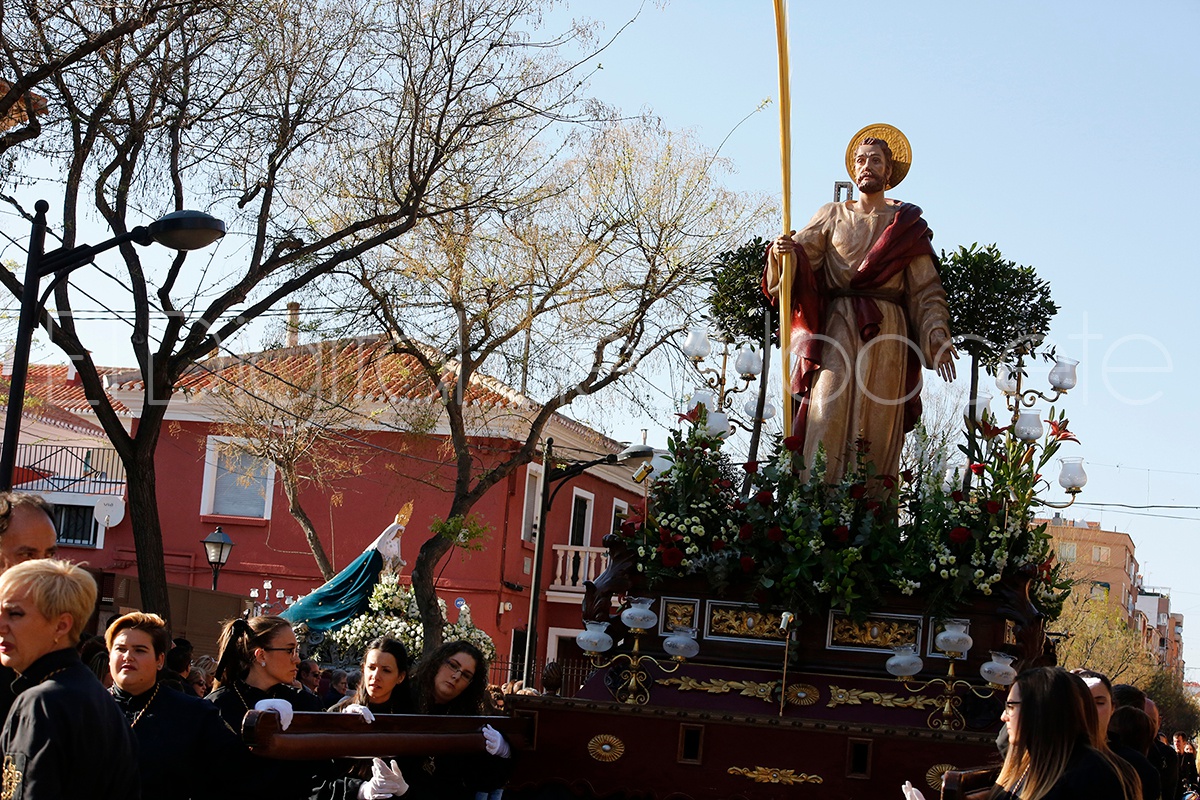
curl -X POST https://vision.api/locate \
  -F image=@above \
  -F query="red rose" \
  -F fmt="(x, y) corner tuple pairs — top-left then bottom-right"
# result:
(969, 463), (985, 476)
(732, 499), (748, 511)
(949, 526), (971, 544)
(866, 500), (881, 512)
(738, 523), (754, 541)
(767, 525), (784, 542)
(743, 461), (759, 473)
(951, 491), (964, 503)
(711, 539), (726, 552)
(986, 500), (1002, 514)
(849, 483), (867, 500)
(755, 490), (774, 505)
(881, 475), (896, 489)
(833, 525), (849, 542)
(719, 479), (733, 489)
(661, 547), (684, 567)
(740, 555), (756, 573)
(901, 469), (914, 483)
(782, 435), (802, 452)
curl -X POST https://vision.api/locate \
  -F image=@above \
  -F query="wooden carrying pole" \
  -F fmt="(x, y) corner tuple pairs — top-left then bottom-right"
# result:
(773, 0), (793, 437)
(242, 711), (533, 760)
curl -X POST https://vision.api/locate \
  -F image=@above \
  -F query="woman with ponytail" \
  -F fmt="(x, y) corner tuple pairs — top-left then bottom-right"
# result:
(992, 666), (1142, 800)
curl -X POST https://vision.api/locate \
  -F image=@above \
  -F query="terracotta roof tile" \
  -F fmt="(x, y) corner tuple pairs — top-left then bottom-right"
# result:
(0, 364), (127, 435)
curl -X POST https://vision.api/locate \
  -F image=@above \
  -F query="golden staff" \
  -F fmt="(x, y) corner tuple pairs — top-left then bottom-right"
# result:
(772, 0), (793, 437)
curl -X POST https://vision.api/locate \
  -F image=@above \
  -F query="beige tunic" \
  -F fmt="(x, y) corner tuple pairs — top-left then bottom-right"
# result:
(765, 200), (951, 482)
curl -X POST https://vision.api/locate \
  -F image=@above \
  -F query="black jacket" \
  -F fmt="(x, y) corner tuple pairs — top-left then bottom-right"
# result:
(113, 682), (253, 800)
(0, 648), (139, 800)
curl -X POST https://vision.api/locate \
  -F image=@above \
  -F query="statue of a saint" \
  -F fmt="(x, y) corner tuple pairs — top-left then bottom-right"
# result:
(764, 125), (956, 483)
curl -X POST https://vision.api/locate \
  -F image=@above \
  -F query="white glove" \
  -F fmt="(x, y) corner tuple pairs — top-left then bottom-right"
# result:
(358, 758), (408, 799)
(902, 780), (927, 800)
(482, 724), (511, 758)
(254, 698), (294, 731)
(343, 703), (375, 723)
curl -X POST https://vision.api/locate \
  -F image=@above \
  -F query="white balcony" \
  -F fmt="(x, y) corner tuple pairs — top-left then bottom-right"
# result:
(547, 544), (610, 601)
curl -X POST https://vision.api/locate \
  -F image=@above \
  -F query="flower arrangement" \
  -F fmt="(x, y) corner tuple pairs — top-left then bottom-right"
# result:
(326, 574), (496, 664)
(621, 402), (1075, 621)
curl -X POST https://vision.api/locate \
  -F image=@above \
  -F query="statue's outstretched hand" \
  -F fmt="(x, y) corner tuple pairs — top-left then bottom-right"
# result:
(931, 331), (957, 382)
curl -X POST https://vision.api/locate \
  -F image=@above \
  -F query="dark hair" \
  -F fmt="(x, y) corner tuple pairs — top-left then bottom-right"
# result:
(858, 136), (894, 175)
(1109, 706), (1155, 756)
(165, 646), (192, 674)
(997, 667), (1139, 800)
(0, 492), (53, 538)
(411, 640), (488, 715)
(1111, 684), (1147, 710)
(213, 615), (294, 687)
(298, 659), (318, 678)
(348, 636), (410, 707)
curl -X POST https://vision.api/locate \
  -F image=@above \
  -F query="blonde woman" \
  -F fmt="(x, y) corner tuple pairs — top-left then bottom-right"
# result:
(992, 667), (1142, 800)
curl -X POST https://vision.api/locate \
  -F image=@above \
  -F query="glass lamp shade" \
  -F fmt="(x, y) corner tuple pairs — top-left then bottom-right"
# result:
(681, 329), (711, 360)
(964, 392), (992, 424)
(148, 210), (226, 251)
(648, 452), (673, 479)
(979, 651), (1018, 689)
(1058, 457), (1088, 492)
(1047, 357), (1079, 391)
(734, 346), (762, 378)
(688, 390), (713, 412)
(620, 597), (658, 631)
(1014, 409), (1044, 442)
(662, 627), (700, 660)
(576, 621), (614, 655)
(934, 622), (973, 658)
(761, 402), (776, 421)
(995, 364), (1019, 395)
(885, 643), (924, 680)
(706, 411), (731, 439)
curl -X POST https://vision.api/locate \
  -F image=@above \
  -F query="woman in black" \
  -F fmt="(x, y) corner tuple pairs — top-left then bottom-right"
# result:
(993, 667), (1142, 800)
(107, 611), (252, 800)
(329, 636), (413, 715)
(207, 615), (331, 799)
(0, 560), (139, 799)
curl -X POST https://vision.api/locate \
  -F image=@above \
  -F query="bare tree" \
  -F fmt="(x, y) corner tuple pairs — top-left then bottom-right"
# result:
(339, 118), (771, 651)
(0, 0), (612, 622)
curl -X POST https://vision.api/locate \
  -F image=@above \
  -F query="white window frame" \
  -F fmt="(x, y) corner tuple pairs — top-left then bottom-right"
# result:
(1057, 542), (1077, 562)
(200, 436), (276, 519)
(568, 487), (595, 548)
(521, 464), (543, 543)
(611, 498), (630, 536)
(1093, 545), (1110, 564)
(37, 490), (108, 549)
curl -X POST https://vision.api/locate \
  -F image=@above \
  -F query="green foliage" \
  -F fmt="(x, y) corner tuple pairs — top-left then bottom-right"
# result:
(431, 514), (491, 553)
(706, 236), (778, 347)
(939, 243), (1058, 368)
(622, 402), (1076, 621)
(1145, 669), (1200, 737)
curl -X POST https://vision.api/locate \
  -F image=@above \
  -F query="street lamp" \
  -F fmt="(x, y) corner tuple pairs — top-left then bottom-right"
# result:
(521, 437), (655, 689)
(202, 526), (235, 591)
(0, 200), (225, 490)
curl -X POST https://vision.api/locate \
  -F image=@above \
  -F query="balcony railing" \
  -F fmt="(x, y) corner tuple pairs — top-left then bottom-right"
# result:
(12, 443), (125, 494)
(549, 544), (610, 592)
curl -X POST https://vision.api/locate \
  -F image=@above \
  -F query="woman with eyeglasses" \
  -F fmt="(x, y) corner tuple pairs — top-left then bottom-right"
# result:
(992, 667), (1142, 800)
(358, 640), (513, 800)
(207, 615), (333, 799)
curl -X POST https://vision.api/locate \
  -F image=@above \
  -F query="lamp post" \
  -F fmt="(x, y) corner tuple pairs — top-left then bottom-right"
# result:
(201, 526), (235, 591)
(0, 200), (225, 490)
(521, 438), (655, 689)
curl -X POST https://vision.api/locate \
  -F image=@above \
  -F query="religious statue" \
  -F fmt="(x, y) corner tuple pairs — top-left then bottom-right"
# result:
(764, 124), (956, 483)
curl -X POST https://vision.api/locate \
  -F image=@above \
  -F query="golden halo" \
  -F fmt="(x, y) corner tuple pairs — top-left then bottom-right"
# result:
(785, 683), (820, 706)
(587, 734), (625, 763)
(845, 123), (912, 190)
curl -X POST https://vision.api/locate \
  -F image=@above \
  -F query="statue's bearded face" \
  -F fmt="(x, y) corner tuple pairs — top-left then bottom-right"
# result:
(853, 144), (891, 194)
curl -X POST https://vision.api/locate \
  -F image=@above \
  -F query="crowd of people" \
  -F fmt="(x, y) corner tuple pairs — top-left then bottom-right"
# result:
(0, 492), (513, 800)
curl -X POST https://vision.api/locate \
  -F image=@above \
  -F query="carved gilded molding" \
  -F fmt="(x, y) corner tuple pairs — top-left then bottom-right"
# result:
(663, 600), (697, 631)
(727, 766), (823, 785)
(709, 606), (786, 640)
(657, 677), (821, 707)
(586, 734), (625, 762)
(927, 763), (957, 790)
(830, 616), (918, 649)
(826, 685), (939, 710)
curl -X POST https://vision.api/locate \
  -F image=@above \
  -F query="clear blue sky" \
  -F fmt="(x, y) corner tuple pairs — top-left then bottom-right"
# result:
(564, 0), (1200, 673)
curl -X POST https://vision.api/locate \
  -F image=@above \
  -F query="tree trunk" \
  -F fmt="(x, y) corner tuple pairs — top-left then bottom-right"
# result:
(280, 468), (335, 581)
(124, 445), (172, 627)
(412, 533), (455, 654)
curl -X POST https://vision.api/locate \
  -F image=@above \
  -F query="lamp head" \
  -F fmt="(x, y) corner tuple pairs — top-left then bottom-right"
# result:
(148, 210), (226, 251)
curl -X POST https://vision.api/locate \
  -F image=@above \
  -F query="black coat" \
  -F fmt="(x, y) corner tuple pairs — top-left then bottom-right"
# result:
(0, 648), (139, 800)
(113, 682), (253, 800)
